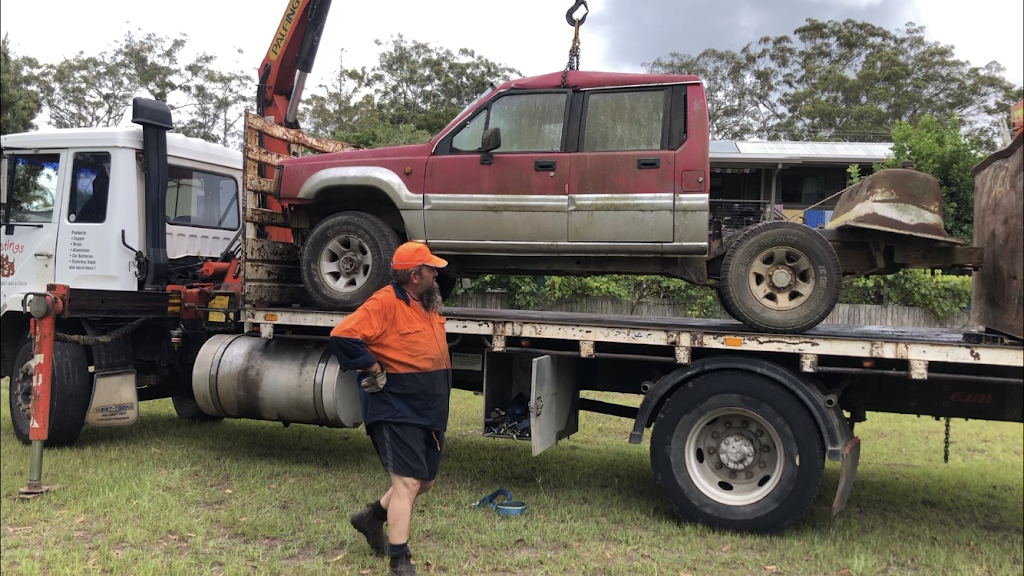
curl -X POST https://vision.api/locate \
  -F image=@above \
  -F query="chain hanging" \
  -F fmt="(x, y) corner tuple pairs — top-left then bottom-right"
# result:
(943, 417), (951, 464)
(561, 1), (589, 88)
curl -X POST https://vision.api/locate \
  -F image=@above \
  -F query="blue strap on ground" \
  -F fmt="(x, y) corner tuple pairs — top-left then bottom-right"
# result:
(474, 488), (527, 516)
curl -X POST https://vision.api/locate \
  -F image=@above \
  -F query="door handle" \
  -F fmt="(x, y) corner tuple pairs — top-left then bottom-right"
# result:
(534, 160), (557, 171)
(637, 158), (660, 169)
(34, 252), (53, 259)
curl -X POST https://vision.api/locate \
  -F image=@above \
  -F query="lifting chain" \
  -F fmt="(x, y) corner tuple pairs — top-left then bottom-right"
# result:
(943, 416), (951, 464)
(561, 0), (589, 88)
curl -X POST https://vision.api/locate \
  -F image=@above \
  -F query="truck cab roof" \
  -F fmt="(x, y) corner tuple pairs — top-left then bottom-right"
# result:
(1, 126), (242, 170)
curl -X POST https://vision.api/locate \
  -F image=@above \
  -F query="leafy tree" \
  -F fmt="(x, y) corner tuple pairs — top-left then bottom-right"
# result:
(645, 19), (1020, 146)
(369, 35), (521, 134)
(35, 30), (251, 147)
(302, 36), (520, 145)
(877, 114), (982, 240)
(1, 34), (41, 135)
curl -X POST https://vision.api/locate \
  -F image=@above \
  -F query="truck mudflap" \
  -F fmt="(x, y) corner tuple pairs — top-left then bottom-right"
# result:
(832, 436), (861, 515)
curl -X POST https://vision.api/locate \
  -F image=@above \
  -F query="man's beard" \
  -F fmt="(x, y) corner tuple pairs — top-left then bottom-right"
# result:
(418, 282), (443, 313)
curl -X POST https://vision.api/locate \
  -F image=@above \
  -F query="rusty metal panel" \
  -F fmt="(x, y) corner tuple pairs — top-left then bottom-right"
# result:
(243, 111), (358, 154)
(245, 207), (289, 226)
(971, 134), (1023, 339)
(243, 283), (309, 308)
(828, 168), (962, 243)
(243, 238), (299, 262)
(243, 261), (302, 282)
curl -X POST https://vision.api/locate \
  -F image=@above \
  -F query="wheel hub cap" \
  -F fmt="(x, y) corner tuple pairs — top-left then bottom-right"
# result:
(719, 434), (755, 470)
(747, 247), (815, 312)
(769, 268), (793, 289)
(339, 253), (361, 275)
(680, 408), (785, 506)
(319, 235), (374, 294)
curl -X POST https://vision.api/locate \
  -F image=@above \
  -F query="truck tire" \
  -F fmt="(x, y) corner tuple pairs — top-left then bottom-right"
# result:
(650, 370), (824, 533)
(8, 335), (92, 447)
(301, 212), (400, 310)
(719, 221), (841, 333)
(172, 395), (223, 423)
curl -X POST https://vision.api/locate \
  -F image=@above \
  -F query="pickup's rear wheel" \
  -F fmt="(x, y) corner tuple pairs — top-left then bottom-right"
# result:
(8, 335), (92, 447)
(719, 221), (841, 333)
(650, 370), (824, 533)
(301, 212), (399, 310)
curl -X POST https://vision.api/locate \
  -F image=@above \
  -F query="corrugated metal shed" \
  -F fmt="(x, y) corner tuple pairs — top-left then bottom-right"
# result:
(710, 140), (892, 164)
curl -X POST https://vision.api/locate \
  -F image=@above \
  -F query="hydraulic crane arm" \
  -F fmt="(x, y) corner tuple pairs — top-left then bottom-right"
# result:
(258, 0), (333, 128)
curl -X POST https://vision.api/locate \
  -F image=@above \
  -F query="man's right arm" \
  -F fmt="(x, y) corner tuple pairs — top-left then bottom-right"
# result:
(329, 296), (388, 371)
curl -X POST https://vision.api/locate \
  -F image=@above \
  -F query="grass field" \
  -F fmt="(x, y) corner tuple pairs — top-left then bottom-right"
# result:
(2, 378), (1022, 576)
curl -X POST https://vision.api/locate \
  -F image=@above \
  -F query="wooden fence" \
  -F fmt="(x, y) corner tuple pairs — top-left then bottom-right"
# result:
(448, 293), (973, 330)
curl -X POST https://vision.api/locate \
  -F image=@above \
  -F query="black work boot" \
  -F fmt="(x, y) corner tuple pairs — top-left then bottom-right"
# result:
(389, 552), (419, 576)
(349, 505), (387, 556)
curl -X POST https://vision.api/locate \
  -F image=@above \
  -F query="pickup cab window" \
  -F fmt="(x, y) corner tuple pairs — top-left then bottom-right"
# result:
(450, 92), (568, 153)
(583, 90), (666, 152)
(166, 166), (239, 230)
(8, 154), (60, 223)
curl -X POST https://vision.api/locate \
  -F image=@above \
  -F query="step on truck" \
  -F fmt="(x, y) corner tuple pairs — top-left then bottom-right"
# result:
(1, 92), (1021, 532)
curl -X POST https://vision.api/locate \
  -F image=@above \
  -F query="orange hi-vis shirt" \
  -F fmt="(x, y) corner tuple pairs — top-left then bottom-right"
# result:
(329, 282), (452, 431)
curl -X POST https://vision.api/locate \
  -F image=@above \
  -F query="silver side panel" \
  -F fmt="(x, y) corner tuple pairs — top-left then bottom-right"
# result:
(296, 166), (425, 239)
(675, 194), (710, 247)
(424, 194), (567, 243)
(427, 240), (707, 256)
(568, 193), (674, 242)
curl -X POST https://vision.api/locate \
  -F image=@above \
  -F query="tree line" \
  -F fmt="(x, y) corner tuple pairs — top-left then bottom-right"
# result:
(4, 19), (1021, 149)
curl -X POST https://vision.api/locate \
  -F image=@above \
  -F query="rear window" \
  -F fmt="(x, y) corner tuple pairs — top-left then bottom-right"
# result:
(166, 166), (239, 230)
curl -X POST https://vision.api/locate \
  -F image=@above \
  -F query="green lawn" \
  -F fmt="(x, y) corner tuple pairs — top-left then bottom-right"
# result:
(2, 378), (1021, 575)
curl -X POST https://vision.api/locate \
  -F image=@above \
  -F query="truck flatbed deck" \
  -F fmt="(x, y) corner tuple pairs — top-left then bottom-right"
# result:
(245, 307), (1024, 372)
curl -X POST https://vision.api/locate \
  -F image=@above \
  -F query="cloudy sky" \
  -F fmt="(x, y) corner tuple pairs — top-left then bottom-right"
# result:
(3, 0), (1021, 127)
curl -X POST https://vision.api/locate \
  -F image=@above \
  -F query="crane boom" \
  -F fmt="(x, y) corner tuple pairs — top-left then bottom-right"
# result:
(258, 0), (333, 128)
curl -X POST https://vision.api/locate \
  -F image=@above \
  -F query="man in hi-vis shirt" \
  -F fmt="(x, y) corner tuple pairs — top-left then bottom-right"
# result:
(330, 242), (452, 576)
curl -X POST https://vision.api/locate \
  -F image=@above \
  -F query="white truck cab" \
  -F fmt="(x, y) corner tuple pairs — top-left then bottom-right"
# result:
(0, 126), (243, 318)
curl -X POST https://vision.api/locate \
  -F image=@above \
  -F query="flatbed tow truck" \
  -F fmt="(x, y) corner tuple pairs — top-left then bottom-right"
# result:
(2, 2), (1022, 534)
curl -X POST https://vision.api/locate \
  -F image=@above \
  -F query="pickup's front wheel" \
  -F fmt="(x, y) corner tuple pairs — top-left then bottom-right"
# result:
(301, 212), (399, 310)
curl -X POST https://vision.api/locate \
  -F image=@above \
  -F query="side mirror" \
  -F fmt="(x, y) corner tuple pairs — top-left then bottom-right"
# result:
(480, 127), (501, 165)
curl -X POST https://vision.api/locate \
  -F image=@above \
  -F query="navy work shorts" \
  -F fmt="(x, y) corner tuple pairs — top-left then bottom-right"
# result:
(367, 421), (445, 481)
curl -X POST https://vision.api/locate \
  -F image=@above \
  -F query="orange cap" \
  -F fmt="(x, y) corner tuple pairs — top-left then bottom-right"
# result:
(391, 242), (448, 270)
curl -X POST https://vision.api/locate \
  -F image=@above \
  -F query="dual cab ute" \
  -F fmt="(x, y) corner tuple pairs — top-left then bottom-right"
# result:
(269, 70), (979, 334)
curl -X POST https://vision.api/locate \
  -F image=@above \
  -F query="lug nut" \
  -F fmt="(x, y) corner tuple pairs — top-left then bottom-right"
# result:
(724, 421), (733, 429)
(708, 447), (716, 455)
(741, 420), (749, 428)
(729, 471), (737, 479)
(711, 431), (720, 439)
(746, 471), (754, 479)
(715, 462), (723, 470)
(756, 429), (764, 437)
(759, 462), (767, 469)
(761, 445), (770, 452)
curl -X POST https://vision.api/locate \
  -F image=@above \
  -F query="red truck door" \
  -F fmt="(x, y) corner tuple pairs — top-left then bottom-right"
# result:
(568, 87), (675, 246)
(424, 90), (572, 252)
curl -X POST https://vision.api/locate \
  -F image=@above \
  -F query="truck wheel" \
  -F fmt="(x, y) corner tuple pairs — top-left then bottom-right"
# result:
(719, 221), (841, 333)
(301, 212), (400, 310)
(172, 395), (223, 423)
(8, 335), (92, 447)
(650, 370), (824, 533)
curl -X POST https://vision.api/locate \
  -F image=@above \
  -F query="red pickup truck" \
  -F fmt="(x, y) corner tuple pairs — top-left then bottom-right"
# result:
(273, 69), (844, 333)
